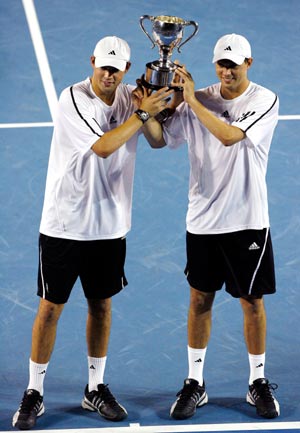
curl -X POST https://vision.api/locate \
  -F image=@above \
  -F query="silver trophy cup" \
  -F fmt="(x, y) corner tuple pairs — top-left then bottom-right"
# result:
(139, 15), (198, 90)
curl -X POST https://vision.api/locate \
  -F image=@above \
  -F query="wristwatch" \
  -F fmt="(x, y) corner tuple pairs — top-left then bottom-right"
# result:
(135, 109), (150, 124)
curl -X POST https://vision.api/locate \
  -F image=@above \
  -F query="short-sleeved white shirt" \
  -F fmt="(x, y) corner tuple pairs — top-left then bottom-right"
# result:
(39, 78), (140, 240)
(163, 82), (279, 234)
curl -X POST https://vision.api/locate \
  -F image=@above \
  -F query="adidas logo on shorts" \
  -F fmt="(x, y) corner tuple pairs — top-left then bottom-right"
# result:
(249, 242), (260, 250)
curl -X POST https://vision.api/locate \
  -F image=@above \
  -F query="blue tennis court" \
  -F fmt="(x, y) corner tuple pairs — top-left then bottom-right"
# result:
(0, 1), (299, 432)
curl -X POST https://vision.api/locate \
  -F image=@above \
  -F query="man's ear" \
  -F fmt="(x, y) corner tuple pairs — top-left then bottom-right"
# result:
(246, 57), (253, 69)
(125, 61), (131, 72)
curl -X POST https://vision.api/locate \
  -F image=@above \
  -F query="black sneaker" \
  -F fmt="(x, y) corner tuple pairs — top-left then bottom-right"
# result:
(12, 389), (44, 430)
(247, 378), (280, 418)
(170, 378), (208, 420)
(81, 384), (127, 421)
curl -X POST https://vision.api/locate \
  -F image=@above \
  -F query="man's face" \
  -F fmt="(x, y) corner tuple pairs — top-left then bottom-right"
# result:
(91, 57), (129, 99)
(215, 59), (252, 94)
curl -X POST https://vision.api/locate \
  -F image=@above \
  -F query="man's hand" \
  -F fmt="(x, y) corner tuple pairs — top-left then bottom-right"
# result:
(172, 65), (196, 104)
(131, 78), (147, 109)
(132, 81), (174, 118)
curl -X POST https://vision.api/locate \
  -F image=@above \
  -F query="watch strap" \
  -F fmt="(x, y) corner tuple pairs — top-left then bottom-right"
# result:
(134, 109), (150, 124)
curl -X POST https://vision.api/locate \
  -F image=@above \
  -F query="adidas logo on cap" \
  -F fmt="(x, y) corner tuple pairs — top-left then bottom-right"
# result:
(212, 34), (251, 65)
(93, 36), (130, 70)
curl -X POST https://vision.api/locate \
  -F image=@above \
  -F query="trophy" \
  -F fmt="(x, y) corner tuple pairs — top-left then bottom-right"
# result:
(139, 15), (198, 90)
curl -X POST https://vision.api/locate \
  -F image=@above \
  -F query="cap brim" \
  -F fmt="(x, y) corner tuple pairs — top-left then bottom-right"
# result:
(94, 57), (127, 71)
(212, 53), (245, 65)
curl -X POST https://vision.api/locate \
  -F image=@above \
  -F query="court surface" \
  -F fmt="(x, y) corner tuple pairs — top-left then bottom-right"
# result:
(0, 1), (299, 432)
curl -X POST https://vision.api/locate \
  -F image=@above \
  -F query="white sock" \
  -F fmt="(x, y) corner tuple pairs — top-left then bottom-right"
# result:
(27, 358), (49, 396)
(88, 356), (107, 392)
(248, 352), (265, 384)
(187, 345), (207, 386)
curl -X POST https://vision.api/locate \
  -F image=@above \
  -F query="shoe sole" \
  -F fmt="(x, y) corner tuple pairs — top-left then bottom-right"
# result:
(81, 397), (127, 421)
(170, 392), (208, 420)
(246, 392), (280, 418)
(12, 404), (45, 430)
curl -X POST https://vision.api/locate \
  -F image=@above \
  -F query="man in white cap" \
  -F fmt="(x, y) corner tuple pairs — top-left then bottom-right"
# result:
(146, 33), (280, 420)
(12, 35), (172, 430)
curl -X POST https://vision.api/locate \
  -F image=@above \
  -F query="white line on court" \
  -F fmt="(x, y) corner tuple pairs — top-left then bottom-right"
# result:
(0, 115), (299, 129)
(278, 115), (300, 120)
(22, 0), (58, 121)
(0, 122), (54, 128)
(1, 421), (299, 433)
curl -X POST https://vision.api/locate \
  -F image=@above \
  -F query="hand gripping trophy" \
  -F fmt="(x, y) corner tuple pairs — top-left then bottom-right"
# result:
(139, 15), (198, 90)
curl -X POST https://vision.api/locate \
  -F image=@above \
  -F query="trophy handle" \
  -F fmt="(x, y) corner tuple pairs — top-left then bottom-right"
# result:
(177, 20), (199, 53)
(139, 15), (156, 49)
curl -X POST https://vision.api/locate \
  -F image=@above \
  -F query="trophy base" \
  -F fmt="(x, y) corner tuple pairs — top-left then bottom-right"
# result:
(142, 62), (183, 91)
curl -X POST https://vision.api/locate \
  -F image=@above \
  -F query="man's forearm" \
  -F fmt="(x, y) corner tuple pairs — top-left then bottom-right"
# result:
(142, 118), (166, 149)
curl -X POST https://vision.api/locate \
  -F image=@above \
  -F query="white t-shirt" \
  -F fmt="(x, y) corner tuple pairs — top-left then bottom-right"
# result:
(39, 78), (140, 240)
(163, 81), (279, 234)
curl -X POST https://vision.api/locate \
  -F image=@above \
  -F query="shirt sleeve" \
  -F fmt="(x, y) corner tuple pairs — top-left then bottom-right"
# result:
(232, 90), (279, 148)
(56, 86), (103, 153)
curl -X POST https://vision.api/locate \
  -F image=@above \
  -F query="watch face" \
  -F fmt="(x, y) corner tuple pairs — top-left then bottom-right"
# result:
(141, 112), (149, 121)
(136, 110), (149, 122)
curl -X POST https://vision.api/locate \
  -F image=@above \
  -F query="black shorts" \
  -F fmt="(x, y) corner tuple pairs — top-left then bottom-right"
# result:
(37, 234), (128, 304)
(185, 229), (276, 298)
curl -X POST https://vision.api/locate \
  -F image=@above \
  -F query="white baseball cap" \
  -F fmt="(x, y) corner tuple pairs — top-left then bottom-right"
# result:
(93, 36), (131, 71)
(212, 33), (251, 65)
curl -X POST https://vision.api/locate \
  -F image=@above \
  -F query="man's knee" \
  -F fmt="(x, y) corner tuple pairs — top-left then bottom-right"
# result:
(36, 299), (64, 325)
(87, 297), (111, 319)
(240, 295), (265, 318)
(190, 288), (215, 314)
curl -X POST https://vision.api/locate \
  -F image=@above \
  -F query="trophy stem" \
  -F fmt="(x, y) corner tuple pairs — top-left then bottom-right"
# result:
(160, 48), (171, 65)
